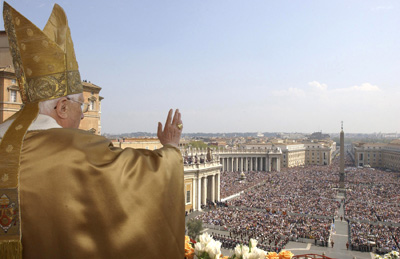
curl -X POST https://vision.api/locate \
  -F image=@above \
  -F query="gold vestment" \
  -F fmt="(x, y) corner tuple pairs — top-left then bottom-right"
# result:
(17, 128), (184, 258)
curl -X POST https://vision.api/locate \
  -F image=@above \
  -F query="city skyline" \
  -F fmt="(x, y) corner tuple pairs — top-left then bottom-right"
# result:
(1, 0), (399, 134)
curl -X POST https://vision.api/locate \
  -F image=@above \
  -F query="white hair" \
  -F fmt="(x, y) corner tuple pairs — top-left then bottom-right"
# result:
(39, 93), (82, 115)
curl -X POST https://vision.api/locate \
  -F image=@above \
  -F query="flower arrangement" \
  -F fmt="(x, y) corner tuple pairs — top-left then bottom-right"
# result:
(374, 251), (399, 259)
(185, 236), (195, 259)
(185, 233), (294, 259)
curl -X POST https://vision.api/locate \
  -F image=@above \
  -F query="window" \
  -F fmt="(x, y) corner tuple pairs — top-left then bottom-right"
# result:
(185, 183), (192, 204)
(10, 90), (17, 102)
(89, 100), (95, 110)
(186, 190), (191, 204)
(11, 79), (16, 84)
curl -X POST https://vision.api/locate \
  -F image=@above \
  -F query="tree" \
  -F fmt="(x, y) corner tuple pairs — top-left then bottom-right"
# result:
(186, 219), (203, 239)
(188, 141), (208, 149)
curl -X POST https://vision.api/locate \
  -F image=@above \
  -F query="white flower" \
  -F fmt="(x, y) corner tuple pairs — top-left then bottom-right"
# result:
(234, 244), (243, 257)
(205, 240), (222, 259)
(250, 238), (258, 249)
(243, 247), (266, 259)
(194, 242), (205, 255)
(390, 251), (399, 257)
(242, 245), (250, 256)
(253, 247), (266, 258)
(199, 233), (213, 246)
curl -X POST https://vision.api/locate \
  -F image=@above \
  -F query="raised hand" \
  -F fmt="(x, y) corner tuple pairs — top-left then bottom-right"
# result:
(157, 109), (182, 148)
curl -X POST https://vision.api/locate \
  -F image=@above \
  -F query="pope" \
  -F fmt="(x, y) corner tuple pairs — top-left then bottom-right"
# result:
(0, 2), (184, 258)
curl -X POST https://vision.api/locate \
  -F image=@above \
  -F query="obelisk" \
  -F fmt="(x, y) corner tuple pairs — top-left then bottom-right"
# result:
(339, 121), (345, 188)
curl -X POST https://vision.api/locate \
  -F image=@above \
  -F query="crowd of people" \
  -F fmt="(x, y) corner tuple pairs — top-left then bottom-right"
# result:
(220, 171), (271, 198)
(194, 154), (400, 253)
(343, 166), (400, 253)
(197, 207), (332, 253)
(226, 167), (340, 217)
(349, 222), (399, 254)
(344, 168), (400, 223)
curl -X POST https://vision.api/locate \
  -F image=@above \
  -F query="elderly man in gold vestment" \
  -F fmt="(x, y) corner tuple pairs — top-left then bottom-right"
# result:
(0, 2), (184, 258)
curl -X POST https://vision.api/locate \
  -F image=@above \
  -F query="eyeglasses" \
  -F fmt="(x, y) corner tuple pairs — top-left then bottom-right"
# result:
(54, 97), (90, 113)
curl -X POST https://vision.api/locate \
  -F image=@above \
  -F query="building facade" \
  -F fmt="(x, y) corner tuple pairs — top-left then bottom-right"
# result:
(304, 141), (335, 166)
(351, 141), (400, 171)
(81, 81), (103, 134)
(184, 160), (221, 212)
(0, 31), (22, 122)
(0, 66), (22, 122)
(241, 140), (336, 170)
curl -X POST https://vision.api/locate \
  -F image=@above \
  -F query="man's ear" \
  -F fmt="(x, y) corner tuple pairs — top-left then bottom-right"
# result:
(55, 97), (69, 119)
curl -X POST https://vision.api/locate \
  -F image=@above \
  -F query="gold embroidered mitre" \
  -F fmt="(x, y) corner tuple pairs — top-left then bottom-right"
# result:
(3, 1), (82, 103)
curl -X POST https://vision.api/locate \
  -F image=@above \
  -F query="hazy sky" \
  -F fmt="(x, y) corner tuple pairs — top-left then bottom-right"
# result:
(1, 0), (399, 134)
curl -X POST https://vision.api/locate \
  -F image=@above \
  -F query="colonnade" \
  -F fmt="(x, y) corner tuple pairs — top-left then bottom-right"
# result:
(192, 173), (220, 211)
(220, 155), (281, 172)
(184, 149), (283, 213)
(184, 159), (222, 212)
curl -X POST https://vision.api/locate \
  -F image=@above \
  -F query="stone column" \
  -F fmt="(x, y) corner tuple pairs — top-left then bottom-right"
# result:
(245, 157), (248, 171)
(255, 157), (258, 171)
(277, 158), (281, 172)
(235, 157), (239, 171)
(264, 157), (267, 171)
(264, 157), (266, 171)
(250, 157), (253, 171)
(211, 174), (215, 202)
(192, 178), (197, 211)
(268, 157), (271, 172)
(231, 158), (234, 172)
(216, 173), (220, 201)
(197, 176), (202, 211)
(202, 177), (208, 205)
